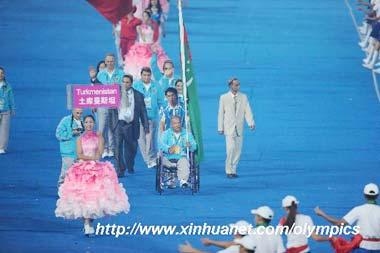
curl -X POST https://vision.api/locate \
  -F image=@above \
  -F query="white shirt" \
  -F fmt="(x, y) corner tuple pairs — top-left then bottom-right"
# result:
(107, 69), (115, 80)
(118, 89), (135, 123)
(343, 203), (380, 250)
(285, 214), (314, 252)
(73, 118), (82, 130)
(217, 245), (239, 253)
(143, 82), (151, 91)
(243, 230), (285, 253)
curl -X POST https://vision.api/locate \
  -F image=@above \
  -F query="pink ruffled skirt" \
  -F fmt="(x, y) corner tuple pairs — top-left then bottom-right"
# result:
(55, 161), (130, 219)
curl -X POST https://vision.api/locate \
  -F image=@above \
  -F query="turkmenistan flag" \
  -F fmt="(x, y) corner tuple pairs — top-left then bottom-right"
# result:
(183, 26), (204, 162)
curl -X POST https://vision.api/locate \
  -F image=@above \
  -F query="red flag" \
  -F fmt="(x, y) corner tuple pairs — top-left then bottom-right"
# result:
(87, 0), (133, 24)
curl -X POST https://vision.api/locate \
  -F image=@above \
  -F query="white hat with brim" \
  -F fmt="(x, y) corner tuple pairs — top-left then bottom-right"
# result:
(250, 206), (274, 220)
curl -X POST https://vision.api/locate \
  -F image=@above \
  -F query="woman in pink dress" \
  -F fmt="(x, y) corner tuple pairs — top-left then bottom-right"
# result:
(123, 10), (169, 80)
(55, 115), (130, 236)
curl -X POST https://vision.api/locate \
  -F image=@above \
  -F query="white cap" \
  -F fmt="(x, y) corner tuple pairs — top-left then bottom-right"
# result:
(234, 236), (256, 251)
(364, 183), (379, 196)
(282, 195), (300, 207)
(251, 206), (274, 220)
(229, 220), (251, 235)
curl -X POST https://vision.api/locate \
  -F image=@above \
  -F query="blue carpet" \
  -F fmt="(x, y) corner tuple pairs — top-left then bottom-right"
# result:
(0, 0), (379, 252)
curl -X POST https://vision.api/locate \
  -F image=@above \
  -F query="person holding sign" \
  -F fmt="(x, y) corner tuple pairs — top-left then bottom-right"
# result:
(96, 53), (125, 158)
(159, 116), (196, 188)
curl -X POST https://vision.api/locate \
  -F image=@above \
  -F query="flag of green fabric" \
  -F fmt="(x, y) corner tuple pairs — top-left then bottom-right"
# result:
(183, 27), (204, 162)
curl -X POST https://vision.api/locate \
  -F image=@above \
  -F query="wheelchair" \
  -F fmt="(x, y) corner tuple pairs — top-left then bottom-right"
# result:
(155, 151), (200, 195)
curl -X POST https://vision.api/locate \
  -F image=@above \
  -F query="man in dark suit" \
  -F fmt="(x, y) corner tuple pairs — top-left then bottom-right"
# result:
(109, 74), (149, 177)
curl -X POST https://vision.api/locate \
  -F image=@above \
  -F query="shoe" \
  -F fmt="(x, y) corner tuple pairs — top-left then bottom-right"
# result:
(373, 68), (380, 74)
(226, 174), (233, 178)
(363, 63), (374, 69)
(128, 168), (135, 174)
(167, 180), (176, 189)
(147, 161), (157, 169)
(101, 150), (108, 158)
(0, 149), (5, 154)
(180, 180), (189, 188)
(108, 150), (114, 157)
(359, 41), (367, 48)
(118, 172), (125, 178)
(231, 174), (238, 178)
(84, 223), (95, 236)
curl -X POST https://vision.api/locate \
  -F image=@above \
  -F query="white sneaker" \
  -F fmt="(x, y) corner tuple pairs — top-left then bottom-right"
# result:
(363, 63), (374, 69)
(0, 149), (5, 154)
(101, 150), (108, 158)
(84, 223), (94, 236)
(180, 180), (189, 188)
(108, 150), (114, 157)
(147, 161), (157, 169)
(359, 41), (367, 48)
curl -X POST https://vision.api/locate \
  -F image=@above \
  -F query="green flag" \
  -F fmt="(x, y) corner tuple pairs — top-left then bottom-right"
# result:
(183, 27), (204, 162)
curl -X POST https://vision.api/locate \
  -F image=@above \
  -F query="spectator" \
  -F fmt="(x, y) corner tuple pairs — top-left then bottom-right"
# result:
(279, 195), (328, 253)
(179, 220), (251, 253)
(315, 183), (380, 252)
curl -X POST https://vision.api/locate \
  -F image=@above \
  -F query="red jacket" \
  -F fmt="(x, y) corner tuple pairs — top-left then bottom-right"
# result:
(120, 16), (142, 39)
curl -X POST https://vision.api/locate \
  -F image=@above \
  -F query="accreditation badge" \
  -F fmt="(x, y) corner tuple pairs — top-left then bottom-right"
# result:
(144, 97), (152, 109)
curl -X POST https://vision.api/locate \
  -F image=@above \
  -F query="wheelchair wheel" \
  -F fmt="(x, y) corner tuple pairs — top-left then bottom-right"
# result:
(155, 158), (163, 194)
(190, 161), (199, 194)
(195, 164), (200, 192)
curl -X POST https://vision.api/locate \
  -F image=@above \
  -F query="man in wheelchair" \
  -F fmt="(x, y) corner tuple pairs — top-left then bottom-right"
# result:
(159, 115), (197, 188)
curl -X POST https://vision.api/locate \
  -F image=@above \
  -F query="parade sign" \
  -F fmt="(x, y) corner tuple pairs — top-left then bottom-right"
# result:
(72, 84), (120, 108)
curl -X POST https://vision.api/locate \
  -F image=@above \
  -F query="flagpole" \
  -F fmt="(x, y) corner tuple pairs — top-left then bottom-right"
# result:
(178, 0), (190, 156)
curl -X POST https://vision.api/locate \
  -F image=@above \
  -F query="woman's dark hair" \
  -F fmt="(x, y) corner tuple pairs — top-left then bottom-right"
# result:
(165, 87), (178, 97)
(175, 79), (183, 86)
(96, 60), (105, 73)
(123, 74), (134, 83)
(148, 0), (162, 14)
(84, 114), (96, 123)
(143, 9), (152, 18)
(283, 202), (298, 232)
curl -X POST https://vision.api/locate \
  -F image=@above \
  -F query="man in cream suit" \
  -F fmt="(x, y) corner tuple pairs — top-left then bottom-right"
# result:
(218, 78), (255, 178)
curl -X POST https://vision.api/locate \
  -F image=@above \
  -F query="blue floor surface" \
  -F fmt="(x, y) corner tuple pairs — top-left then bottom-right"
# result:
(0, 0), (379, 252)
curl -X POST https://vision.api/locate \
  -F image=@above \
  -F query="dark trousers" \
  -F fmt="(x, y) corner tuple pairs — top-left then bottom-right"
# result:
(114, 120), (138, 173)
